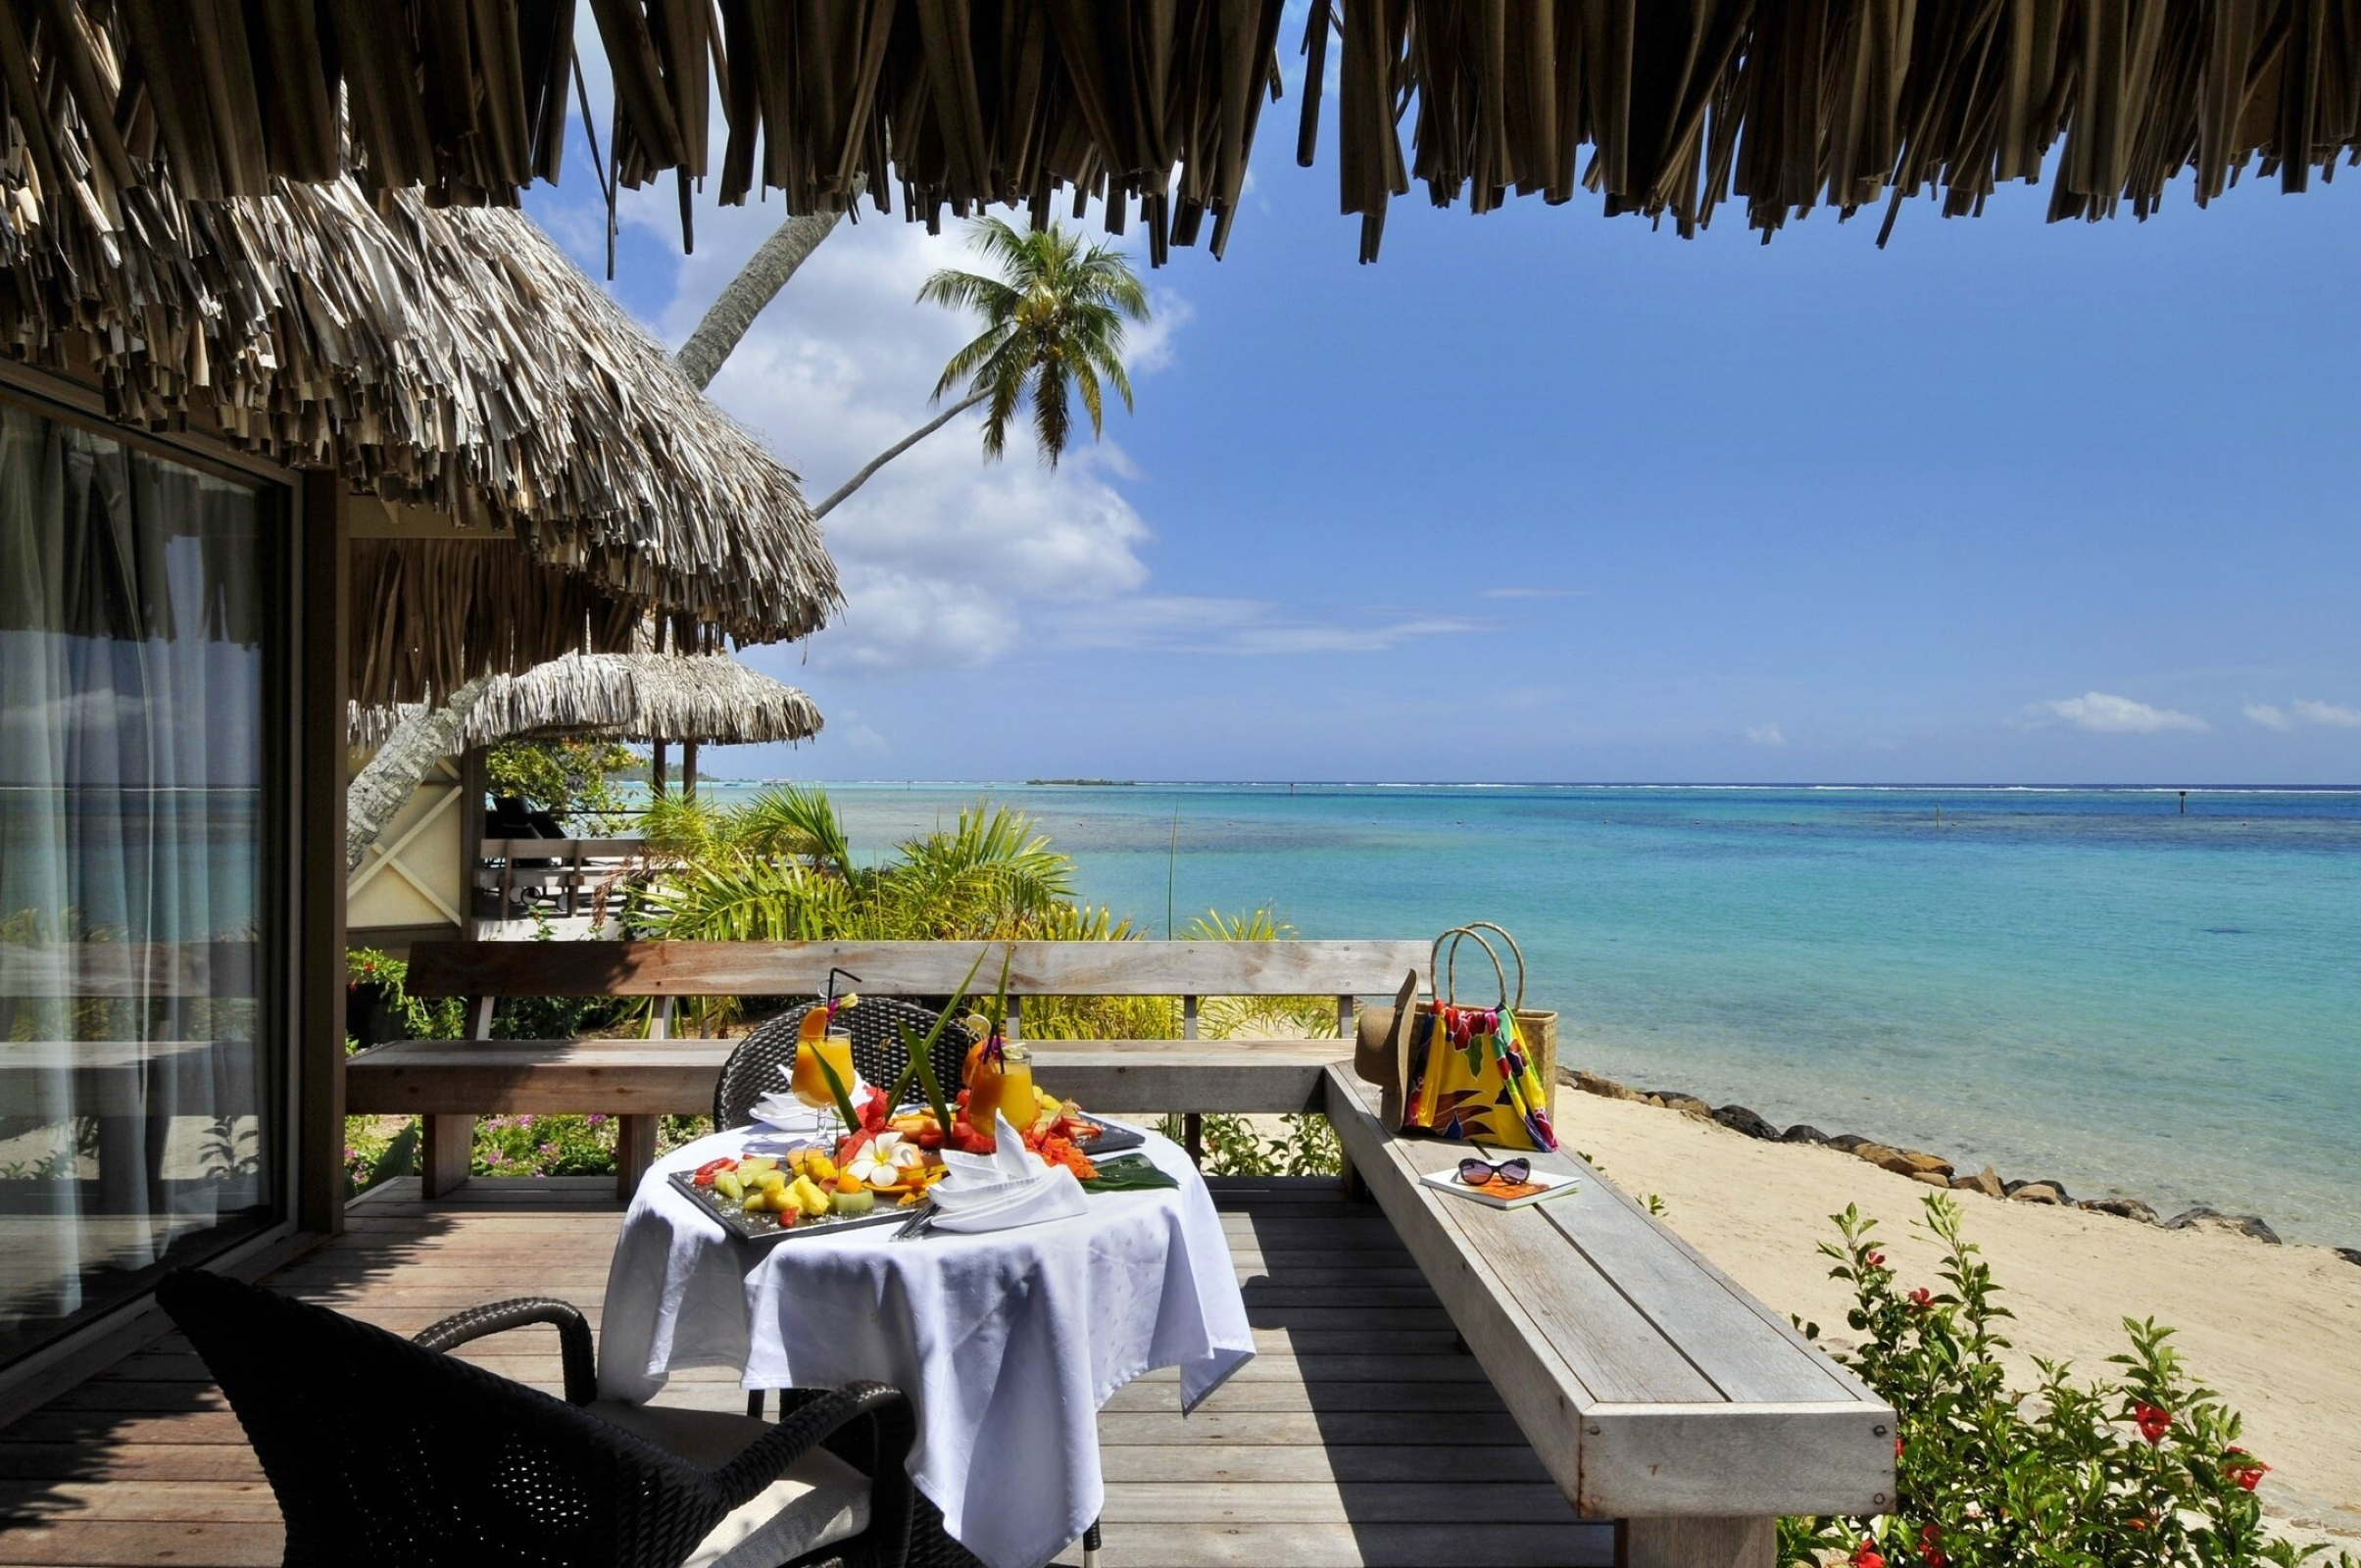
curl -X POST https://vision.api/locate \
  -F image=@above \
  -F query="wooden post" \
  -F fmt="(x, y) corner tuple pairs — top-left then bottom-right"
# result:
(1179, 994), (1203, 1163)
(651, 739), (667, 798)
(298, 476), (350, 1235)
(615, 996), (673, 1197)
(616, 1115), (661, 1199)
(422, 994), (495, 1199)
(459, 747), (487, 930)
(1617, 1517), (1774, 1568)
(421, 1114), (474, 1198)
(681, 738), (699, 800)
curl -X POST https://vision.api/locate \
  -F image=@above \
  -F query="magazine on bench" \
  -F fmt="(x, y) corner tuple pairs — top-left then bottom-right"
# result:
(1420, 1164), (1580, 1210)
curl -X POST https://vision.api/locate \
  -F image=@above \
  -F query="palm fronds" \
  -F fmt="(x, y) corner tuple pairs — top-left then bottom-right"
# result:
(732, 787), (858, 878)
(919, 220), (1151, 466)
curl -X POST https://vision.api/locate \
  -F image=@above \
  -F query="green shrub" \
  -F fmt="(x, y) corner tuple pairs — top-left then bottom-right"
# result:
(1154, 1111), (1343, 1178)
(346, 949), (465, 1044)
(472, 1113), (619, 1178)
(343, 1117), (418, 1198)
(1781, 1195), (2352, 1568)
(486, 738), (638, 831)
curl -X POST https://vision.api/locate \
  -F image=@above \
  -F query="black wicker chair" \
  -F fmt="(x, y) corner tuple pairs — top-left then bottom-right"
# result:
(157, 1268), (916, 1568)
(713, 1000), (975, 1132)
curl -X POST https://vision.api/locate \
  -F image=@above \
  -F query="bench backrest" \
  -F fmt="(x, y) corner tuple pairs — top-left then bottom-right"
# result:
(405, 940), (1428, 1003)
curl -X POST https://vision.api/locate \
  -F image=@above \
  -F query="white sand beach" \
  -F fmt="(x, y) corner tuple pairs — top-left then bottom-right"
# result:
(1548, 1085), (2361, 1544)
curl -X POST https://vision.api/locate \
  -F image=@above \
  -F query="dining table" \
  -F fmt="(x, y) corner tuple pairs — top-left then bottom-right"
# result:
(598, 1118), (1254, 1568)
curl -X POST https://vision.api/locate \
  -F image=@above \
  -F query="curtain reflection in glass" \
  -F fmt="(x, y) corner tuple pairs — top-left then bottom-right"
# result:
(0, 403), (276, 1366)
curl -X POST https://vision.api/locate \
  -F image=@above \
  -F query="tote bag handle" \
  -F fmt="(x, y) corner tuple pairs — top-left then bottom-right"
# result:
(1430, 925), (1513, 1013)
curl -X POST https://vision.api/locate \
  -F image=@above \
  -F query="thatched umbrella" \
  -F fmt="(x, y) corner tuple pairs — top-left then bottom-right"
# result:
(7, 6), (2361, 266)
(0, 35), (838, 705)
(352, 654), (824, 800)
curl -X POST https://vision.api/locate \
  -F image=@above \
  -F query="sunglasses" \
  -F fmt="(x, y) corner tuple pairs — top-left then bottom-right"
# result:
(1457, 1155), (1531, 1187)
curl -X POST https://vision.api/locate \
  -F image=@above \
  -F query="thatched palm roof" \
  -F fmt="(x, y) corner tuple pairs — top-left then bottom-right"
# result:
(5, 5), (2359, 265)
(0, 29), (838, 706)
(351, 654), (824, 757)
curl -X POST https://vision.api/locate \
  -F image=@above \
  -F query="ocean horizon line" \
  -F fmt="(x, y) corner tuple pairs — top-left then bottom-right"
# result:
(672, 778), (2361, 795)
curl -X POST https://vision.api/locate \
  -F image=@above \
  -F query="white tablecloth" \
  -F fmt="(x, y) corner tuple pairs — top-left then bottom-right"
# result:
(599, 1123), (1254, 1568)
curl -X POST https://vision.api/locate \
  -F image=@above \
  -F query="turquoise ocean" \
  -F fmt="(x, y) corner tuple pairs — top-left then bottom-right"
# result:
(702, 781), (2361, 1247)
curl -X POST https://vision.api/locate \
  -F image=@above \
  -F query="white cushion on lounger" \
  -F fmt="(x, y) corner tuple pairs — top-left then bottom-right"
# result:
(590, 1399), (870, 1567)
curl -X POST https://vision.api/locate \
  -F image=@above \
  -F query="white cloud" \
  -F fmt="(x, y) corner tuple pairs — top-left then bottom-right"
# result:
(552, 79), (1194, 680)
(1048, 598), (1488, 657)
(1746, 723), (1786, 747)
(2243, 703), (2293, 731)
(2290, 699), (2361, 729)
(2032, 692), (2210, 735)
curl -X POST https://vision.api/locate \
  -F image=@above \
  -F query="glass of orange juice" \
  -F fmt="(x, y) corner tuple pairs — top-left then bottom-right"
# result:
(968, 1043), (1034, 1137)
(791, 1018), (859, 1134)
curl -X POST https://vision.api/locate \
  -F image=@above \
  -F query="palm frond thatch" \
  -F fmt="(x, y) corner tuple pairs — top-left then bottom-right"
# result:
(349, 655), (823, 757)
(0, 27), (837, 702)
(4, 5), (2360, 266)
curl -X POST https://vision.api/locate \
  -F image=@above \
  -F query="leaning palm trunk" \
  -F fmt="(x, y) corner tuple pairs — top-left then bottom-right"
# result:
(673, 212), (843, 392)
(344, 676), (492, 871)
(812, 390), (989, 518)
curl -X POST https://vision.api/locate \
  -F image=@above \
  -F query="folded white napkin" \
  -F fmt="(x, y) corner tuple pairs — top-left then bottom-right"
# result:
(925, 1112), (1088, 1233)
(746, 1063), (871, 1133)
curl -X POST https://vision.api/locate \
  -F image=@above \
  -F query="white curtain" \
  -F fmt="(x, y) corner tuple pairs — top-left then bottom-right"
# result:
(0, 403), (272, 1363)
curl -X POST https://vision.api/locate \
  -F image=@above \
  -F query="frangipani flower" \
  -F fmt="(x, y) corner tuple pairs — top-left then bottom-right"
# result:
(845, 1131), (929, 1190)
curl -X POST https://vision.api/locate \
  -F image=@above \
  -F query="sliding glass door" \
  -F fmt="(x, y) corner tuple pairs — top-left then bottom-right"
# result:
(0, 399), (284, 1368)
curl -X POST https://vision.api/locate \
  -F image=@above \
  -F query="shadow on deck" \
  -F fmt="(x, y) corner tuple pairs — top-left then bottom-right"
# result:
(0, 1176), (1613, 1567)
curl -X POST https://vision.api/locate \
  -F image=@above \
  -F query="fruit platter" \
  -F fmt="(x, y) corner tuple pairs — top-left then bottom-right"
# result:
(674, 1011), (1167, 1242)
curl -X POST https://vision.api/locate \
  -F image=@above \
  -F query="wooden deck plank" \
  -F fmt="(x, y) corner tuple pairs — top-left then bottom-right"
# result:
(0, 1176), (1613, 1568)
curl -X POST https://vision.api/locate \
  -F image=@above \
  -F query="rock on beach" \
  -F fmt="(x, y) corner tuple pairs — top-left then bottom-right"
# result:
(1711, 1104), (1780, 1140)
(2166, 1207), (2282, 1245)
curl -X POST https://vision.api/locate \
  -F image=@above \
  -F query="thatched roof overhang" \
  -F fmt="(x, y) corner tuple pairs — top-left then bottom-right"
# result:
(351, 654), (824, 757)
(3, 5), (2357, 265)
(0, 135), (839, 702)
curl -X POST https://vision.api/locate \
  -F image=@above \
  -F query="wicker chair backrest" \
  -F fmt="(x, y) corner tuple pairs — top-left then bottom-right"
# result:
(157, 1269), (723, 1568)
(714, 999), (975, 1129)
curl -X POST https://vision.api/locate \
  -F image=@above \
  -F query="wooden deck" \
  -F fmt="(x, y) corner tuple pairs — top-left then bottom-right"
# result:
(0, 1176), (1614, 1568)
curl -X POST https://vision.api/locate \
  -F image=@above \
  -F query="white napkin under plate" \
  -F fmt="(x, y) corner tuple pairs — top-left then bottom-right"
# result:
(925, 1111), (1088, 1233)
(747, 1062), (871, 1134)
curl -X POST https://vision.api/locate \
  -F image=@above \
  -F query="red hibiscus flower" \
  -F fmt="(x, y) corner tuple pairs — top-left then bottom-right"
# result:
(1907, 1287), (1934, 1310)
(1848, 1542), (1887, 1568)
(2224, 1448), (2270, 1491)
(1919, 1524), (1948, 1568)
(1864, 1250), (1886, 1268)
(2133, 1402), (2172, 1445)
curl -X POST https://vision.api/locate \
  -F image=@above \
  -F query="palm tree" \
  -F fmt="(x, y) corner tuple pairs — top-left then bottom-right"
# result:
(810, 218), (1151, 517)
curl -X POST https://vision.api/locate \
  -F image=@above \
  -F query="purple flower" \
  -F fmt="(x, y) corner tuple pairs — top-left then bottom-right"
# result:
(586, 1113), (608, 1127)
(539, 1142), (558, 1156)
(516, 1114), (536, 1130)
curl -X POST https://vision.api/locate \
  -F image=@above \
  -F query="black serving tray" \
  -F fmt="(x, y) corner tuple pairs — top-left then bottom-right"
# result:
(667, 1171), (924, 1244)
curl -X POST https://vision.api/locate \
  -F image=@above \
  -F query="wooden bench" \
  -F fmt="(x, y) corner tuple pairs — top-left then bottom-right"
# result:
(1324, 1066), (1895, 1567)
(345, 938), (1429, 1197)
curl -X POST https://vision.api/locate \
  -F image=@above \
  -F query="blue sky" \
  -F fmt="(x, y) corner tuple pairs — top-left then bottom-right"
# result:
(529, 78), (2361, 787)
